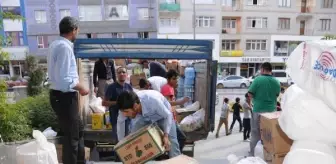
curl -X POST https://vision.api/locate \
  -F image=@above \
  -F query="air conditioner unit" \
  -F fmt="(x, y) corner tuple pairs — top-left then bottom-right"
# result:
(222, 29), (227, 33)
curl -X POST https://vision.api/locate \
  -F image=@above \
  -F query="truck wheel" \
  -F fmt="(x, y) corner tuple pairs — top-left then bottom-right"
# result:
(217, 83), (224, 89)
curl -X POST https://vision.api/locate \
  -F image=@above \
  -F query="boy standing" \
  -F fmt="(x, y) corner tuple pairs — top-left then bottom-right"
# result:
(243, 93), (252, 141)
(229, 97), (243, 133)
(215, 98), (230, 138)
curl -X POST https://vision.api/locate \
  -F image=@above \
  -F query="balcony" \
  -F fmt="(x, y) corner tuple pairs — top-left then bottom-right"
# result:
(220, 50), (243, 57)
(159, 3), (180, 12)
(297, 7), (313, 20)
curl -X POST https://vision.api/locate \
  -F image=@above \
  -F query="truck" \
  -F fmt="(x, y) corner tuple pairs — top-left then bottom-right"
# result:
(74, 38), (217, 161)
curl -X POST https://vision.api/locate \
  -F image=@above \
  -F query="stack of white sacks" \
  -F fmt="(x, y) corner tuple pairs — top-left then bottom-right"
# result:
(279, 40), (336, 164)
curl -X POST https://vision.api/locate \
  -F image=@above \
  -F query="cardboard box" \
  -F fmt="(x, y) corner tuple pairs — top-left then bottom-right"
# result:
(130, 73), (146, 87)
(56, 145), (90, 163)
(260, 112), (293, 154)
(114, 59), (126, 67)
(166, 62), (178, 71)
(158, 155), (199, 164)
(263, 148), (287, 164)
(115, 124), (165, 164)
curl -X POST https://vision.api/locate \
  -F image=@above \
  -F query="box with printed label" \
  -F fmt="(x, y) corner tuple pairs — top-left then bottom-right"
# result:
(91, 113), (104, 130)
(260, 112), (293, 154)
(114, 124), (165, 164)
(263, 148), (287, 164)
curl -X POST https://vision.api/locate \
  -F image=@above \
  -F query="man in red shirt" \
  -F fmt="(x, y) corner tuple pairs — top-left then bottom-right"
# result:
(161, 69), (189, 152)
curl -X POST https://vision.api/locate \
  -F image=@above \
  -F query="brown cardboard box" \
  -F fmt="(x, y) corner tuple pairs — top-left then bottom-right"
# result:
(263, 148), (287, 164)
(158, 155), (199, 163)
(115, 124), (165, 164)
(130, 73), (146, 86)
(260, 112), (293, 154)
(56, 145), (90, 163)
(166, 62), (178, 71)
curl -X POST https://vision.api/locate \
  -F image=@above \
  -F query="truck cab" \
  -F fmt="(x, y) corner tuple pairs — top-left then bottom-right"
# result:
(74, 38), (217, 161)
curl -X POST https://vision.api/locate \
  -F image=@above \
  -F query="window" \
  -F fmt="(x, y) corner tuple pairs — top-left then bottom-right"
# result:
(278, 0), (291, 7)
(5, 32), (24, 46)
(2, 7), (21, 16)
(320, 19), (331, 31)
(222, 40), (237, 50)
(160, 18), (177, 27)
(247, 0), (266, 5)
(278, 18), (290, 29)
(222, 0), (237, 6)
(222, 19), (236, 28)
(322, 0), (333, 8)
(273, 72), (286, 78)
(137, 8), (149, 20)
(112, 33), (123, 38)
(138, 32), (149, 38)
(247, 17), (267, 28)
(60, 9), (71, 19)
(246, 40), (267, 51)
(78, 6), (102, 21)
(34, 10), (47, 23)
(196, 16), (215, 28)
(37, 36), (48, 49)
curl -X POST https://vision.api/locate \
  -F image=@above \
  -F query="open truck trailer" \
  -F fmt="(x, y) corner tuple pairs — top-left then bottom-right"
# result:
(74, 38), (217, 161)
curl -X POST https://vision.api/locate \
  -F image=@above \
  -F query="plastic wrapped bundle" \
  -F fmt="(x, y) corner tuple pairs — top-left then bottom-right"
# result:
(283, 141), (336, 164)
(180, 109), (205, 132)
(286, 40), (336, 111)
(279, 84), (336, 144)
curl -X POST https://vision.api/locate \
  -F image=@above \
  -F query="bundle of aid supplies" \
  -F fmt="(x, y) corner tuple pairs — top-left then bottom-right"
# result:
(279, 40), (336, 164)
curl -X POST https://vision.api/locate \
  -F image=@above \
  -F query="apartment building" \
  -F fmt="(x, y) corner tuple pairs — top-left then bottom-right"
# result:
(24, 0), (157, 58)
(157, 0), (222, 61)
(220, 0), (336, 77)
(0, 0), (29, 77)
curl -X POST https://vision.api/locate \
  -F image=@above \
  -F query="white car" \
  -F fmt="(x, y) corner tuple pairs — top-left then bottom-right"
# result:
(217, 75), (250, 88)
(248, 70), (290, 85)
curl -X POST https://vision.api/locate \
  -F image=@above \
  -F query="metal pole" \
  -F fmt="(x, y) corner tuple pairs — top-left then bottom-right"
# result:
(193, 0), (196, 40)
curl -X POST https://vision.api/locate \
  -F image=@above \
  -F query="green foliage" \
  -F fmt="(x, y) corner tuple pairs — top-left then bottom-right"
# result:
(323, 34), (336, 40)
(0, 90), (59, 142)
(26, 55), (45, 96)
(29, 90), (59, 133)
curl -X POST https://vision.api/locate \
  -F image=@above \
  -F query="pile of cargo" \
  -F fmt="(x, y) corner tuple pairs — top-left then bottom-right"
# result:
(278, 40), (336, 164)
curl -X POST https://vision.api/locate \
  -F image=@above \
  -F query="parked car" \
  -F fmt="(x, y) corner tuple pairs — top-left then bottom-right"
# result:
(216, 75), (250, 88)
(0, 74), (10, 81)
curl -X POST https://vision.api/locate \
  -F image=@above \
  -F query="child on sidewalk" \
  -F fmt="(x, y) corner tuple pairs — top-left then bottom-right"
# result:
(230, 97), (243, 133)
(216, 98), (231, 138)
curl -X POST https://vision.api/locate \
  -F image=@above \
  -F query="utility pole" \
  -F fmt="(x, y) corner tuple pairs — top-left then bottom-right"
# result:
(193, 0), (196, 40)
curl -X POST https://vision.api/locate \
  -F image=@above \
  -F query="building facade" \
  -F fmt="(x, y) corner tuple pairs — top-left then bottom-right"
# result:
(157, 0), (221, 61)
(24, 0), (158, 58)
(219, 0), (336, 77)
(0, 0), (29, 77)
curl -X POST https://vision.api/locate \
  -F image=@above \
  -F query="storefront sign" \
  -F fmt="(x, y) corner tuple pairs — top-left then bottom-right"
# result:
(242, 57), (271, 63)
(105, 5), (129, 21)
(220, 50), (243, 57)
(282, 57), (288, 62)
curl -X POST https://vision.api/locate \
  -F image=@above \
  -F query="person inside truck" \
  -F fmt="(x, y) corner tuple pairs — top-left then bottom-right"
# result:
(161, 69), (189, 152)
(139, 78), (151, 90)
(116, 90), (181, 158)
(93, 58), (117, 98)
(102, 67), (133, 145)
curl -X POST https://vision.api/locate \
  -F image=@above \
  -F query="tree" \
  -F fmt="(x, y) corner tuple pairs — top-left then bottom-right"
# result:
(322, 34), (336, 40)
(26, 55), (44, 96)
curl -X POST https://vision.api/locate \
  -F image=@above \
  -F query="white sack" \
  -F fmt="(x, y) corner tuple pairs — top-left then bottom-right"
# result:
(237, 157), (267, 164)
(16, 130), (58, 164)
(286, 40), (336, 110)
(148, 76), (167, 92)
(176, 101), (200, 113)
(42, 127), (57, 138)
(283, 141), (336, 164)
(180, 108), (205, 132)
(279, 84), (336, 144)
(89, 96), (105, 113)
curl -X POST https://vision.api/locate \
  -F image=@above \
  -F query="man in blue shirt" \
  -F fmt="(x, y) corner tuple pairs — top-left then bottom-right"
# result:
(116, 90), (181, 158)
(103, 67), (133, 142)
(48, 16), (89, 164)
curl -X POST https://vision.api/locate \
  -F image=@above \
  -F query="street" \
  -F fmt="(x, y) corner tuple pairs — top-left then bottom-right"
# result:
(96, 89), (249, 164)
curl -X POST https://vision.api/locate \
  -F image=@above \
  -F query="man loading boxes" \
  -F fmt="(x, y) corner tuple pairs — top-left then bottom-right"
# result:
(116, 90), (181, 159)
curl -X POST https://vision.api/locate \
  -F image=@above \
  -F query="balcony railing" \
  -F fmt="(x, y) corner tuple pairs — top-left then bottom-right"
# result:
(159, 3), (180, 12)
(220, 50), (243, 57)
